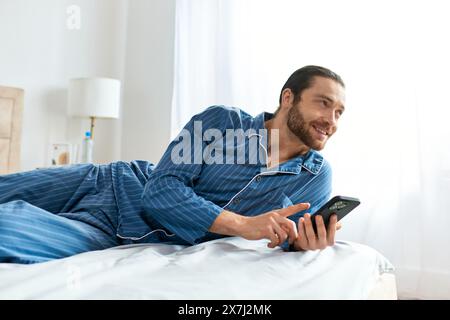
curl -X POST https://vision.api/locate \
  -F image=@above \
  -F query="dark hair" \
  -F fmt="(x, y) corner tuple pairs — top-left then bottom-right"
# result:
(276, 65), (345, 114)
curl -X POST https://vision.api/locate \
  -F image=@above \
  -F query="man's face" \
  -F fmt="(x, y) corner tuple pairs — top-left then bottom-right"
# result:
(286, 77), (346, 151)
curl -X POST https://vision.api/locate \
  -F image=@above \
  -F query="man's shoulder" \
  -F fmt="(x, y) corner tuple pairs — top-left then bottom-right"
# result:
(195, 105), (253, 120)
(303, 150), (332, 176)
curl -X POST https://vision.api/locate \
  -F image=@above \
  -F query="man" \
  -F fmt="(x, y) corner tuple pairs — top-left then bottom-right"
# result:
(0, 65), (345, 263)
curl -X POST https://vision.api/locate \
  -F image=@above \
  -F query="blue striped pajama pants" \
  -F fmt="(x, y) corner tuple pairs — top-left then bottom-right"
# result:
(0, 164), (121, 264)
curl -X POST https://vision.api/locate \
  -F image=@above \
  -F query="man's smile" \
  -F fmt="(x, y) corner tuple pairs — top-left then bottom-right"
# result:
(312, 124), (330, 141)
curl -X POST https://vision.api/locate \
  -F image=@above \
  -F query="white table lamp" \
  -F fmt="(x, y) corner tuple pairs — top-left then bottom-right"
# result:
(67, 77), (121, 163)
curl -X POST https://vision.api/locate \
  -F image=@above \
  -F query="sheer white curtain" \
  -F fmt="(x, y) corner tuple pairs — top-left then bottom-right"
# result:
(172, 0), (450, 299)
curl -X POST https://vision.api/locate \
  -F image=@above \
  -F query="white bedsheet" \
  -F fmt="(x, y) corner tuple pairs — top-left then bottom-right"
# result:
(0, 237), (394, 299)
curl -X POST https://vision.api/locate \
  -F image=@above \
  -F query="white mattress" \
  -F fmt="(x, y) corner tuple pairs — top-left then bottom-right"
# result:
(0, 237), (395, 299)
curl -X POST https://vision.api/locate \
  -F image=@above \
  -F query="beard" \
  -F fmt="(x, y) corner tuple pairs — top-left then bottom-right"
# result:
(287, 104), (327, 150)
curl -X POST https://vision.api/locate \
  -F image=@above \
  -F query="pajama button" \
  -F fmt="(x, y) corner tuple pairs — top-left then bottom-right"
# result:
(233, 198), (240, 204)
(256, 176), (262, 182)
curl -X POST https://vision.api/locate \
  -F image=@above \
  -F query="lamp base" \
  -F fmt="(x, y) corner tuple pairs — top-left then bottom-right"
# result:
(90, 116), (96, 140)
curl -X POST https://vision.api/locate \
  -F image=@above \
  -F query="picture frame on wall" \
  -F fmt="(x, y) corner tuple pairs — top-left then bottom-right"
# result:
(48, 143), (78, 166)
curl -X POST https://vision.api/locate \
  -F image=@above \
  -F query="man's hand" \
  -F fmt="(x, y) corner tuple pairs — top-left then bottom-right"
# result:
(240, 202), (311, 248)
(209, 203), (310, 249)
(292, 213), (342, 251)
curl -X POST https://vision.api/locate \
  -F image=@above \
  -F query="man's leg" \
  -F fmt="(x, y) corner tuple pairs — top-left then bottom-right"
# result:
(0, 164), (103, 213)
(0, 200), (118, 264)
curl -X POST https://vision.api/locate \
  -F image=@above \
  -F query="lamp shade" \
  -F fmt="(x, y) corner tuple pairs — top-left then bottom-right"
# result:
(68, 77), (121, 119)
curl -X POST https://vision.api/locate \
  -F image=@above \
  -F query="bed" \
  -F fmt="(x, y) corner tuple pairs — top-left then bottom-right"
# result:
(0, 237), (396, 299)
(0, 85), (24, 175)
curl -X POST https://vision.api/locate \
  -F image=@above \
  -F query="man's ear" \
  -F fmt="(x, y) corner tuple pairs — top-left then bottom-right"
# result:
(280, 88), (295, 110)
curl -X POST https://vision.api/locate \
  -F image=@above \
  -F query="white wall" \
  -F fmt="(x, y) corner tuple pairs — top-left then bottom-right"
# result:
(121, 0), (175, 165)
(0, 0), (176, 170)
(0, 0), (128, 170)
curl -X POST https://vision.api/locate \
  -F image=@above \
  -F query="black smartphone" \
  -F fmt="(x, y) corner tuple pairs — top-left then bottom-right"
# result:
(310, 195), (360, 233)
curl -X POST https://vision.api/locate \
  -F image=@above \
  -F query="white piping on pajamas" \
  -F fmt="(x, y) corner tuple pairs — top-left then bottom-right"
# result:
(116, 228), (175, 241)
(222, 170), (296, 210)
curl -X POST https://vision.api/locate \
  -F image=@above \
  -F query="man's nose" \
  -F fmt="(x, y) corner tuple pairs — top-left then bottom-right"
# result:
(324, 110), (337, 127)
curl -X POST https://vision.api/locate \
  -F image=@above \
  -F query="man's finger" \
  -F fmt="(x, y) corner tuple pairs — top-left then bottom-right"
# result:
(303, 214), (317, 248)
(327, 214), (338, 245)
(272, 222), (288, 246)
(315, 215), (327, 242)
(277, 202), (310, 217)
(278, 217), (298, 244)
(296, 218), (308, 250)
(267, 227), (279, 248)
